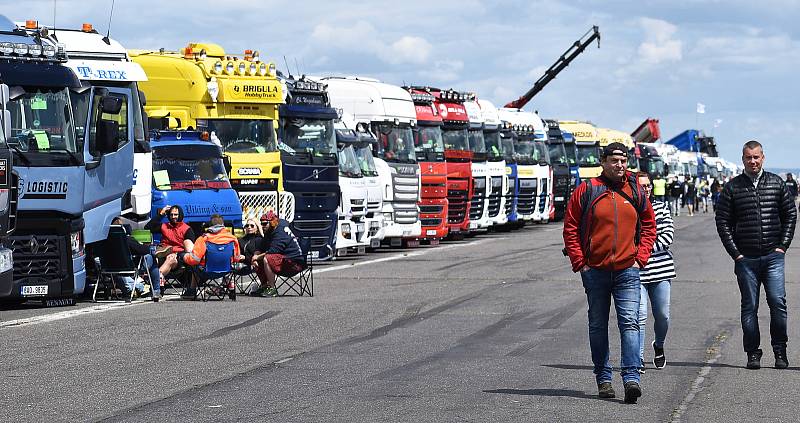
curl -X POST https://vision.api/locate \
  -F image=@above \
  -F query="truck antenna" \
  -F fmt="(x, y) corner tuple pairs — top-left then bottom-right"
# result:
(52, 0), (57, 33)
(283, 55), (291, 77)
(103, 0), (115, 45)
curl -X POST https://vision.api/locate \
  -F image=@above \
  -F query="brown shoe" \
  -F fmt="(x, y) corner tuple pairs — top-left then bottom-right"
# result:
(598, 382), (615, 398)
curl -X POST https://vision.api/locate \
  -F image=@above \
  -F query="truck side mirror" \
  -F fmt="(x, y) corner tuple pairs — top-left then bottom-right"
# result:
(2, 110), (9, 140)
(100, 96), (123, 114)
(96, 119), (119, 154)
(138, 89), (147, 106)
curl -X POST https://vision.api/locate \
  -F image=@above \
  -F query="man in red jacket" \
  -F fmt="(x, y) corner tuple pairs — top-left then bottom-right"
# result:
(563, 142), (656, 403)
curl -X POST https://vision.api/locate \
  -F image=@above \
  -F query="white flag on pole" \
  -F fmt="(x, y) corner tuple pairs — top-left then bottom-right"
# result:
(714, 118), (723, 128)
(696, 102), (706, 114)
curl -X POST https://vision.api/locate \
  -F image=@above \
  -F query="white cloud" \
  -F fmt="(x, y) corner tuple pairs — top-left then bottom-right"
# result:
(310, 21), (433, 66)
(418, 59), (464, 83)
(637, 17), (683, 64)
(381, 36), (432, 65)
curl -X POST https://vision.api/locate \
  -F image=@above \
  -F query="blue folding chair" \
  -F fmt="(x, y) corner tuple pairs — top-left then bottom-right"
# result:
(194, 241), (236, 302)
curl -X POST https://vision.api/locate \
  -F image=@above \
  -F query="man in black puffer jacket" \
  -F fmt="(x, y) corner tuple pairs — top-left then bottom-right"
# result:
(716, 140), (797, 370)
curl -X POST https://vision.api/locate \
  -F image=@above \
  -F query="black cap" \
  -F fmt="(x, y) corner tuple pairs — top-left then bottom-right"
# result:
(601, 142), (629, 158)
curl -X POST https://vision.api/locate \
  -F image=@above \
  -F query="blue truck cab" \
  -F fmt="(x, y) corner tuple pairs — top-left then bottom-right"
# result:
(499, 122), (521, 225)
(278, 76), (339, 260)
(149, 130), (243, 236)
(3, 17), (131, 302)
(561, 131), (581, 188)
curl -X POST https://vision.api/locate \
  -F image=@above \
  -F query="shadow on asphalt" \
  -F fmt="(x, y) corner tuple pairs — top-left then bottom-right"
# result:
(484, 388), (620, 403)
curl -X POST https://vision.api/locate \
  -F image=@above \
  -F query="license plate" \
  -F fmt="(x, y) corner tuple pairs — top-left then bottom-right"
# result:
(469, 222), (478, 229)
(402, 230), (412, 236)
(356, 223), (365, 233)
(370, 239), (381, 248)
(426, 229), (437, 236)
(555, 196), (564, 201)
(311, 251), (320, 259)
(21, 285), (48, 296)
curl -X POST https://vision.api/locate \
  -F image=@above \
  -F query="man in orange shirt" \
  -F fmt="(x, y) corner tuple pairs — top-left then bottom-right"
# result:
(179, 214), (240, 299)
(563, 142), (656, 403)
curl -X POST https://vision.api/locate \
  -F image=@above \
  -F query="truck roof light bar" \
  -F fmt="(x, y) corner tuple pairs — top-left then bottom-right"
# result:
(409, 92), (435, 104)
(0, 41), (65, 62)
(81, 23), (94, 32)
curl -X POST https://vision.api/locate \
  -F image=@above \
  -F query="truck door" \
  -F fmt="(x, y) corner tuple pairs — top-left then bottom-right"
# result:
(80, 87), (134, 244)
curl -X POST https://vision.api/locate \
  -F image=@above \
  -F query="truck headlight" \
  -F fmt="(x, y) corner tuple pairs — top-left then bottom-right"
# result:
(341, 223), (351, 238)
(70, 231), (84, 258)
(0, 248), (12, 273)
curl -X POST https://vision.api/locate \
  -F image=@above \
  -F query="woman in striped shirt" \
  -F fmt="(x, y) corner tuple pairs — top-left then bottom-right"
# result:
(637, 172), (676, 371)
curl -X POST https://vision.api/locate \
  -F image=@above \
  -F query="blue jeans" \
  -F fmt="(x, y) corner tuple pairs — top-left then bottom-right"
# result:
(734, 251), (787, 353)
(638, 281), (671, 361)
(116, 254), (161, 296)
(580, 267), (642, 384)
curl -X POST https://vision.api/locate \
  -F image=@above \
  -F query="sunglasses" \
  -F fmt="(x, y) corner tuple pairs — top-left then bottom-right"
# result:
(244, 224), (256, 228)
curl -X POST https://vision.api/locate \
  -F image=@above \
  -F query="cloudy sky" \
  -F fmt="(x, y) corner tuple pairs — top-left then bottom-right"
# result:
(7, 0), (800, 167)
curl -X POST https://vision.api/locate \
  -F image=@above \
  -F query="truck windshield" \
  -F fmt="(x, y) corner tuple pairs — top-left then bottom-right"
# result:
(413, 125), (444, 161)
(355, 145), (379, 177)
(534, 141), (551, 165)
(9, 88), (77, 154)
(280, 117), (336, 156)
(442, 128), (469, 151)
(338, 145), (362, 178)
(548, 142), (568, 165)
(577, 144), (600, 166)
(152, 145), (231, 191)
(565, 142), (577, 166)
(468, 129), (486, 153)
(372, 123), (415, 163)
(500, 132), (516, 162)
(204, 119), (276, 154)
(514, 139), (535, 163)
(484, 131), (503, 161)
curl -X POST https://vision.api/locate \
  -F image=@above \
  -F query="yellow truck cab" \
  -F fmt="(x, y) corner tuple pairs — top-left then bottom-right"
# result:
(129, 43), (292, 221)
(598, 127), (638, 173)
(558, 120), (600, 183)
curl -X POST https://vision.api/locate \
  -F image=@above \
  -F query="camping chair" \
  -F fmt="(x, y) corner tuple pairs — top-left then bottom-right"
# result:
(232, 263), (259, 295)
(193, 241), (236, 302)
(275, 237), (314, 297)
(93, 225), (145, 302)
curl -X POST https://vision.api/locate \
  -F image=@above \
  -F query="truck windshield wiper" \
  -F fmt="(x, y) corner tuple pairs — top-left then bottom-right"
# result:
(10, 144), (32, 165)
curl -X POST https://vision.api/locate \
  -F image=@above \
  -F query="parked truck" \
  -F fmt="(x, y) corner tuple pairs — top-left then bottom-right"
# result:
(149, 129), (243, 234)
(559, 120), (600, 184)
(130, 43), (293, 224)
(404, 87), (448, 244)
(333, 121), (370, 256)
(498, 108), (544, 223)
(543, 119), (573, 221)
(5, 18), (128, 303)
(463, 95), (493, 232)
(431, 88), (472, 238)
(477, 99), (507, 227)
(323, 76), (421, 247)
(278, 76), (339, 259)
(631, 119), (666, 180)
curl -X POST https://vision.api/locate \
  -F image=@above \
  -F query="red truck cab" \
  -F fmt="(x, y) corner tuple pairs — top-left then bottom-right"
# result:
(431, 88), (472, 238)
(405, 87), (449, 244)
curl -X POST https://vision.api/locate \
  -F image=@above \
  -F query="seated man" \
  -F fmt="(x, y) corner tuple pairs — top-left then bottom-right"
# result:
(111, 217), (177, 302)
(178, 214), (240, 299)
(250, 211), (305, 297)
(146, 205), (196, 277)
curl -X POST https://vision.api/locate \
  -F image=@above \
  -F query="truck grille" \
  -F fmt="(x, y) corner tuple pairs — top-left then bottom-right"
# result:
(292, 220), (332, 231)
(239, 191), (295, 222)
(447, 189), (469, 225)
(470, 183), (486, 220)
(367, 200), (382, 212)
(538, 178), (549, 214)
(350, 199), (366, 216)
(517, 178), (537, 215)
(420, 218), (441, 227)
(394, 203), (419, 224)
(504, 194), (514, 215)
(8, 235), (63, 280)
(392, 175), (419, 202)
(419, 204), (444, 214)
(488, 176), (502, 218)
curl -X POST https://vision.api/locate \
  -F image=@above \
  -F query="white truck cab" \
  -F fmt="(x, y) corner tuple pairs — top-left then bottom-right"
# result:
(50, 26), (151, 223)
(323, 76), (421, 247)
(477, 99), (508, 226)
(463, 98), (492, 231)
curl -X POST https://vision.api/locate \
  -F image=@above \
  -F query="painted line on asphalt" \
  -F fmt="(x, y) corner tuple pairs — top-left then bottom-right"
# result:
(315, 237), (502, 275)
(0, 301), (149, 329)
(670, 329), (730, 423)
(1, 237), (503, 329)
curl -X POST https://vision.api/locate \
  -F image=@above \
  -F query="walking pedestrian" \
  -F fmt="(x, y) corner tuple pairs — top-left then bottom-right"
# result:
(785, 173), (798, 206)
(652, 175), (666, 203)
(711, 177), (722, 211)
(635, 173), (676, 372)
(699, 178), (711, 213)
(685, 178), (697, 216)
(715, 140), (797, 369)
(563, 142), (656, 403)
(669, 177), (683, 216)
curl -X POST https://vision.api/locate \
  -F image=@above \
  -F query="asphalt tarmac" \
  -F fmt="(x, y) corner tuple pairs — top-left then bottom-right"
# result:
(1, 213), (798, 422)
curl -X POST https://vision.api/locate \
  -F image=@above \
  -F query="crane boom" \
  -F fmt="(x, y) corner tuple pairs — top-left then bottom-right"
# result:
(504, 26), (601, 109)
